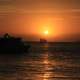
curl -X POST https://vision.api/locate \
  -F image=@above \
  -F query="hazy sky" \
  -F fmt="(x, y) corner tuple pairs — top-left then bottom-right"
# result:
(0, 0), (80, 41)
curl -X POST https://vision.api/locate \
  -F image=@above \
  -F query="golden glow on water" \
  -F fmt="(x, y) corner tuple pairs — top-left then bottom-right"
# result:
(42, 52), (51, 80)
(43, 60), (49, 64)
(43, 53), (49, 65)
(43, 44), (49, 51)
(43, 73), (50, 80)
(15, 44), (80, 80)
(44, 44), (48, 48)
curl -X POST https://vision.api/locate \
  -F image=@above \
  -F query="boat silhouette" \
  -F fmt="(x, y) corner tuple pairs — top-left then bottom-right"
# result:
(0, 33), (31, 53)
(40, 38), (47, 43)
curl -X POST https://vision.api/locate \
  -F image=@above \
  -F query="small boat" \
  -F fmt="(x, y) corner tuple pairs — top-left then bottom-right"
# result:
(40, 38), (47, 43)
(0, 33), (31, 53)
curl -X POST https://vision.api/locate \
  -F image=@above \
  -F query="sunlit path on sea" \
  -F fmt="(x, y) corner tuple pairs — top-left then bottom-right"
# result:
(0, 43), (80, 80)
(16, 43), (80, 80)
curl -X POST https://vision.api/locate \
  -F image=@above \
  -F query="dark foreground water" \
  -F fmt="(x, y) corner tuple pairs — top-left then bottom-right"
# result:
(0, 43), (80, 80)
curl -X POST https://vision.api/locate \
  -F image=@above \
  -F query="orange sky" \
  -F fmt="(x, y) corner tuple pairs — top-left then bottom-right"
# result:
(0, 0), (80, 41)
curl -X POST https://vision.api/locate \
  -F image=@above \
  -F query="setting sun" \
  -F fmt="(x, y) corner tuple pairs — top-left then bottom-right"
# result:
(44, 30), (49, 35)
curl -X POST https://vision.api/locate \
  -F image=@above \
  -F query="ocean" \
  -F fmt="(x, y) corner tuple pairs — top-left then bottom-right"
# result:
(0, 42), (80, 80)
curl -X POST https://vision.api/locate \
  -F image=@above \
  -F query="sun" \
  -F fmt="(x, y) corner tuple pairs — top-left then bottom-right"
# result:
(44, 30), (49, 35)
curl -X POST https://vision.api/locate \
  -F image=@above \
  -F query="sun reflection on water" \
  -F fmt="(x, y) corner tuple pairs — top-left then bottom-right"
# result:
(43, 73), (50, 80)
(43, 52), (51, 80)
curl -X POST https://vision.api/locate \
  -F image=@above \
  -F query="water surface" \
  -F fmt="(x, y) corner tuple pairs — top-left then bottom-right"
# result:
(0, 43), (80, 80)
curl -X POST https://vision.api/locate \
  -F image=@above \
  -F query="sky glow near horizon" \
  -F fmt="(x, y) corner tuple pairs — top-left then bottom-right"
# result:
(0, 0), (80, 41)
